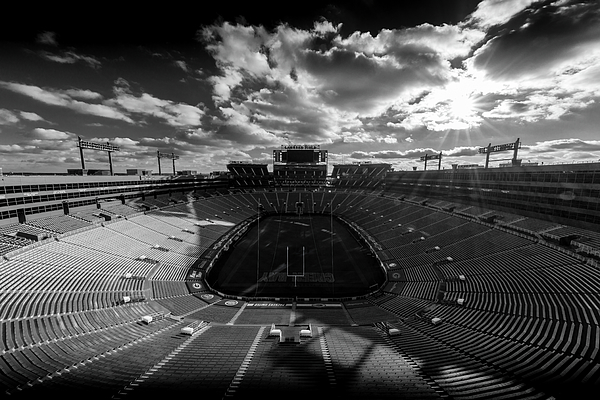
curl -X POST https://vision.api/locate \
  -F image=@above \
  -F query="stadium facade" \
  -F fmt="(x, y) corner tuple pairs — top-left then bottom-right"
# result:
(1, 147), (599, 398)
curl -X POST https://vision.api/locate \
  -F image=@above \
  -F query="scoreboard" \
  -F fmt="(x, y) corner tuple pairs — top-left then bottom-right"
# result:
(478, 142), (521, 154)
(419, 153), (441, 161)
(273, 145), (328, 164)
(272, 144), (328, 187)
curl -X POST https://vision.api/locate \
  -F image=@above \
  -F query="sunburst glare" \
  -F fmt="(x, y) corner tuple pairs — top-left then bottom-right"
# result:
(442, 78), (486, 130)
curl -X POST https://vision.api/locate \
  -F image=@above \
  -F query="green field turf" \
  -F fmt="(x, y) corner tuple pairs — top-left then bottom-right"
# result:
(207, 214), (385, 298)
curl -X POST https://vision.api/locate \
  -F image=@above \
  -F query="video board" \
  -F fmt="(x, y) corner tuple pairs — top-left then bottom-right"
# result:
(273, 145), (328, 164)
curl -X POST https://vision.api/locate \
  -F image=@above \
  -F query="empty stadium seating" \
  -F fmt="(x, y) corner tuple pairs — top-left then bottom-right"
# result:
(1, 188), (599, 398)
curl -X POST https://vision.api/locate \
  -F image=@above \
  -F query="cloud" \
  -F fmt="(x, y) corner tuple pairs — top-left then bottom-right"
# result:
(0, 127), (77, 157)
(200, 8), (600, 154)
(128, 134), (251, 171)
(0, 109), (20, 125)
(36, 31), (58, 46)
(313, 20), (342, 35)
(109, 79), (206, 127)
(207, 67), (244, 104)
(378, 135), (397, 144)
(62, 89), (104, 100)
(340, 131), (374, 143)
(242, 84), (349, 143)
(481, 91), (596, 122)
(30, 128), (75, 140)
(0, 82), (67, 106)
(459, 1), (600, 125)
(444, 146), (481, 157)
(0, 81), (134, 123)
(5, 3), (598, 173)
(0, 80), (207, 128)
(351, 149), (433, 160)
(197, 19), (484, 149)
(104, 136), (140, 148)
(468, 1), (600, 82)
(0, 109), (50, 125)
(201, 20), (466, 115)
(18, 111), (46, 122)
(195, 2), (600, 149)
(201, 22), (273, 104)
(301, 46), (448, 114)
(0, 144), (28, 153)
(38, 50), (102, 68)
(340, 23), (485, 62)
(350, 145), (481, 160)
(337, 139), (599, 171)
(202, 23), (271, 78)
(200, 21), (483, 113)
(174, 60), (189, 72)
(212, 104), (280, 147)
(466, 0), (542, 29)
(527, 138), (600, 153)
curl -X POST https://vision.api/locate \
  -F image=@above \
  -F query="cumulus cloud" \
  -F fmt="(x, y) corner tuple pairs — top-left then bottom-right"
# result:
(5, 2), (600, 171)
(528, 138), (600, 153)
(460, 0), (600, 126)
(202, 23), (271, 77)
(242, 85), (349, 143)
(201, 20), (465, 115)
(106, 136), (140, 148)
(0, 127), (77, 159)
(351, 145), (481, 160)
(378, 135), (397, 144)
(301, 46), (448, 114)
(340, 23), (485, 62)
(340, 131), (374, 143)
(208, 67), (245, 104)
(468, 1), (600, 82)
(194, 0), (600, 158)
(313, 20), (342, 35)
(197, 18), (483, 149)
(201, 23), (274, 105)
(351, 149), (434, 160)
(466, 0), (542, 29)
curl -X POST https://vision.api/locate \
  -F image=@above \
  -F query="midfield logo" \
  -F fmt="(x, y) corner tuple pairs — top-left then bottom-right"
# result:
(257, 272), (335, 283)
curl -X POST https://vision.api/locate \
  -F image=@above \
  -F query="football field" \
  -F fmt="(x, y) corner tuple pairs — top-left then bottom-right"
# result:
(207, 214), (385, 298)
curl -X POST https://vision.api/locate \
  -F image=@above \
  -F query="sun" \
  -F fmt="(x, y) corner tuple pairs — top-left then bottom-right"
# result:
(442, 79), (484, 129)
(449, 91), (477, 120)
(396, 73), (493, 132)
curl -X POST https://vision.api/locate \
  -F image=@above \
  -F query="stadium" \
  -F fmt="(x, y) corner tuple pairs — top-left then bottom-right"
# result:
(0, 141), (599, 399)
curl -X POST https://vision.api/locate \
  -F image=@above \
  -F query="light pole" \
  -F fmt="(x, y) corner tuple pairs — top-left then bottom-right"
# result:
(327, 203), (334, 296)
(77, 137), (120, 175)
(157, 151), (180, 175)
(256, 199), (261, 297)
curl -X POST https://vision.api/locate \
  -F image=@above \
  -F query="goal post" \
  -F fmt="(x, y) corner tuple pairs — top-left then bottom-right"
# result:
(286, 246), (306, 287)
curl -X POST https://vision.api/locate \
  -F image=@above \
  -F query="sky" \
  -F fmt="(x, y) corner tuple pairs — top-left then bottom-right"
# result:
(1, 0), (599, 174)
